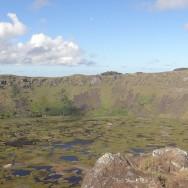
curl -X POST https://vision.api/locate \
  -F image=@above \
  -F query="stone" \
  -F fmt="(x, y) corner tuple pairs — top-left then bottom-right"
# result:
(152, 147), (188, 171)
(3, 164), (12, 169)
(82, 153), (160, 188)
(82, 147), (188, 188)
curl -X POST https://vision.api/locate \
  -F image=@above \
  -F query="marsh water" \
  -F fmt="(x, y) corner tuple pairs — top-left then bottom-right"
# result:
(0, 116), (188, 187)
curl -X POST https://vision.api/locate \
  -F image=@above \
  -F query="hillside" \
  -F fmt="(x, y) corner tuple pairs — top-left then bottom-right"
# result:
(1, 70), (188, 118)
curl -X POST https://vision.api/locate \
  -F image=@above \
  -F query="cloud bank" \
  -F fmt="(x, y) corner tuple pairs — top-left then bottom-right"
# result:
(152, 0), (188, 11)
(0, 13), (92, 66)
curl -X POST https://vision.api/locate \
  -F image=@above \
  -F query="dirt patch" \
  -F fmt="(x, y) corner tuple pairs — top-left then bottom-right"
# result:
(73, 89), (101, 110)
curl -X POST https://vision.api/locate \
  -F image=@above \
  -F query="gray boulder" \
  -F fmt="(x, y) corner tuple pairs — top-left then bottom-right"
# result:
(82, 147), (188, 188)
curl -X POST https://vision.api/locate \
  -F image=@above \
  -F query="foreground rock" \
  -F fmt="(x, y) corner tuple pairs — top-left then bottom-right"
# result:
(82, 147), (188, 188)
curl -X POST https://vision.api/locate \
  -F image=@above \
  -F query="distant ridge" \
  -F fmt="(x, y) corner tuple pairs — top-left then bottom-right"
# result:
(173, 68), (188, 71)
(1, 70), (188, 119)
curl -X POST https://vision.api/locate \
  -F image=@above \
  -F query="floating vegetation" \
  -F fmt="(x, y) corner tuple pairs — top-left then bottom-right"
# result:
(53, 139), (93, 150)
(5, 137), (39, 147)
(0, 116), (188, 187)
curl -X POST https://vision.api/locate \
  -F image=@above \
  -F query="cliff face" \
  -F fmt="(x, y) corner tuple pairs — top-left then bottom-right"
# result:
(1, 70), (188, 118)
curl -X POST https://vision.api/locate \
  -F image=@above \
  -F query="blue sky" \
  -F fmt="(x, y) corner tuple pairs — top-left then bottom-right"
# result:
(0, 0), (188, 76)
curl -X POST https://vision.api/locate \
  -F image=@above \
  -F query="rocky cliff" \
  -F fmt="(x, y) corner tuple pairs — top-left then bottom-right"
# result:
(1, 70), (188, 118)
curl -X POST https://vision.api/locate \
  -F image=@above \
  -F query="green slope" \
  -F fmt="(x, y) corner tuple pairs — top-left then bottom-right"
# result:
(1, 70), (188, 118)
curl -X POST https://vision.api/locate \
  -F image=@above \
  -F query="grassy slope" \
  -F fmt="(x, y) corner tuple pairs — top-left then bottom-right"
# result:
(1, 70), (188, 118)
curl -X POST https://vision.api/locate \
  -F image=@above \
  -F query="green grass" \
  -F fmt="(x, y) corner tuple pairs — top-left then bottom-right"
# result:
(0, 116), (188, 187)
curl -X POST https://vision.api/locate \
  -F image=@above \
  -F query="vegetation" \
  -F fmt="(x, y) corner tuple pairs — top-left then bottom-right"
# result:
(1, 72), (188, 186)
(1, 70), (188, 119)
(173, 67), (188, 71)
(0, 116), (188, 187)
(100, 71), (123, 76)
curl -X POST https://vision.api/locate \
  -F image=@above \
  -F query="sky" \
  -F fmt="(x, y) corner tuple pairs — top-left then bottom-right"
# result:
(0, 0), (188, 76)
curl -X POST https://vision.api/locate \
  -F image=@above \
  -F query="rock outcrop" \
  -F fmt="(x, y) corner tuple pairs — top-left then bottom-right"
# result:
(82, 147), (188, 188)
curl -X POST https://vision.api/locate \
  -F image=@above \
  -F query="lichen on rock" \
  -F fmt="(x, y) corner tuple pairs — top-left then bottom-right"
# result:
(82, 147), (188, 188)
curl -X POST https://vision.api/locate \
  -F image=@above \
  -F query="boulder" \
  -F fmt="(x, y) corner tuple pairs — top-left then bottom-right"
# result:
(152, 147), (188, 172)
(82, 147), (188, 188)
(82, 153), (160, 188)
(3, 164), (12, 169)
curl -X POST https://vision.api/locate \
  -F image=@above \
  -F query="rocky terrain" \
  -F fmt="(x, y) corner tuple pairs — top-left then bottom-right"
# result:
(1, 116), (188, 187)
(82, 147), (188, 188)
(1, 70), (188, 187)
(1, 70), (188, 118)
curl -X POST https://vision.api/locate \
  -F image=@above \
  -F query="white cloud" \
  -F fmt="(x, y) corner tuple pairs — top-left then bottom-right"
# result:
(33, 0), (50, 9)
(0, 14), (93, 66)
(0, 13), (26, 40)
(0, 33), (92, 66)
(152, 0), (188, 10)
